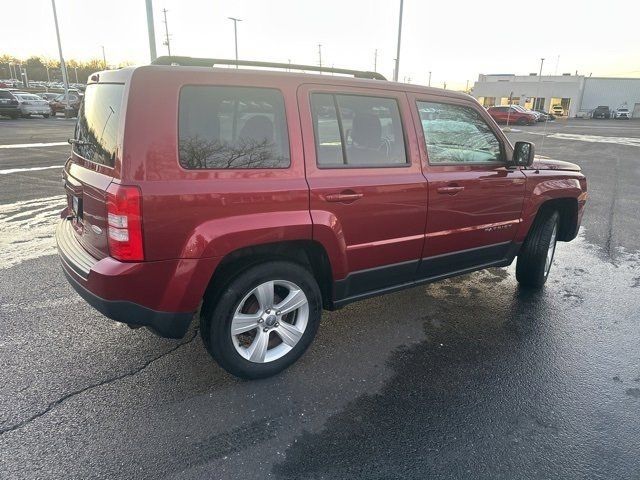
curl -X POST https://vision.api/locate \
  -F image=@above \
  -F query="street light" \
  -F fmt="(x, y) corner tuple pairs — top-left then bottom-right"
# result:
(50, 0), (71, 116)
(228, 17), (242, 68)
(101, 45), (107, 69)
(393, 0), (404, 81)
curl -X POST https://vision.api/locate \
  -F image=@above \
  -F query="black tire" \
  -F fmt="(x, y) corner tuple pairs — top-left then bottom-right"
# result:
(43, 114), (50, 118)
(516, 210), (560, 289)
(201, 261), (322, 379)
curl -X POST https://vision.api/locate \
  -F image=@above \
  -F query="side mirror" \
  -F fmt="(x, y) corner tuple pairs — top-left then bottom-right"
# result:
(511, 141), (535, 167)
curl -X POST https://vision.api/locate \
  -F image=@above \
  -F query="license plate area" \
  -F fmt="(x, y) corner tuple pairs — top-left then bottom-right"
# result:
(68, 193), (83, 227)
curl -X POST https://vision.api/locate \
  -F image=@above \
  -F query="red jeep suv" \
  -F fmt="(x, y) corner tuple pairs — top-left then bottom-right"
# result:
(57, 57), (587, 379)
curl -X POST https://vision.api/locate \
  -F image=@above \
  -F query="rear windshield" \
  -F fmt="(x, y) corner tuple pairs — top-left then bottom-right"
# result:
(178, 86), (290, 169)
(73, 83), (124, 167)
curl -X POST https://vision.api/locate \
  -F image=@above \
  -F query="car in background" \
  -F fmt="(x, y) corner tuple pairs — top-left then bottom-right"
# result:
(592, 106), (611, 119)
(535, 109), (555, 120)
(38, 92), (60, 102)
(487, 106), (537, 125)
(0, 89), (20, 119)
(49, 92), (82, 116)
(615, 107), (631, 119)
(510, 105), (543, 122)
(551, 105), (565, 116)
(14, 93), (52, 118)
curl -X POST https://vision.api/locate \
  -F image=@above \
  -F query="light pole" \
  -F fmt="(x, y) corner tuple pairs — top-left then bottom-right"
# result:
(51, 0), (71, 116)
(393, 0), (404, 81)
(536, 57), (545, 110)
(317, 44), (322, 72)
(145, 0), (157, 61)
(74, 66), (78, 83)
(101, 45), (107, 69)
(428, 71), (432, 87)
(228, 17), (242, 67)
(374, 49), (378, 72)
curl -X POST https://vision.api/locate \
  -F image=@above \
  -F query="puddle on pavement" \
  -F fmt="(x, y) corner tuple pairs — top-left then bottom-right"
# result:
(273, 232), (640, 479)
(0, 195), (65, 270)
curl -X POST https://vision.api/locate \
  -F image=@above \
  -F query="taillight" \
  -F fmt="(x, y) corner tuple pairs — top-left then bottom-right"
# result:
(106, 183), (144, 261)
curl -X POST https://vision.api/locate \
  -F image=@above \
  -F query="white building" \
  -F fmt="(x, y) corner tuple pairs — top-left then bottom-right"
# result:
(472, 73), (640, 118)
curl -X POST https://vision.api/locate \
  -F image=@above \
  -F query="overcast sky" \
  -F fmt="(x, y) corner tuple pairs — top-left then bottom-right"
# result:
(3, 0), (639, 89)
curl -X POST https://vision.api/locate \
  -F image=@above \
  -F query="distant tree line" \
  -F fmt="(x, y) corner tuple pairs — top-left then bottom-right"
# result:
(0, 54), (133, 84)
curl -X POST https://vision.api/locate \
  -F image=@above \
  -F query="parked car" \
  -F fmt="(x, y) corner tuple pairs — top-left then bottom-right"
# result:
(615, 107), (631, 119)
(551, 105), (565, 116)
(49, 92), (82, 116)
(487, 106), (537, 125)
(535, 109), (555, 120)
(0, 89), (20, 119)
(38, 92), (60, 102)
(56, 58), (588, 379)
(510, 105), (543, 121)
(592, 105), (611, 119)
(14, 93), (52, 118)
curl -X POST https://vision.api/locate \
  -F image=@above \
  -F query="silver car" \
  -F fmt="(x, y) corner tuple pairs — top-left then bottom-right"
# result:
(14, 93), (52, 118)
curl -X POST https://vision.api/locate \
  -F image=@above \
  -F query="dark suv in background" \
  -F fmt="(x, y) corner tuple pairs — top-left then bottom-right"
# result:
(0, 89), (20, 119)
(592, 105), (611, 119)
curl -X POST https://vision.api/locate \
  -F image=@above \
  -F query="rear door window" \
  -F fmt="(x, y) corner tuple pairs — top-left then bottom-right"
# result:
(178, 86), (290, 169)
(418, 101), (503, 164)
(73, 83), (124, 167)
(310, 93), (408, 167)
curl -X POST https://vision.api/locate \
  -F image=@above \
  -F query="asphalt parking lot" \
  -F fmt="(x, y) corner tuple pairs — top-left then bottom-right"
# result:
(1, 117), (639, 479)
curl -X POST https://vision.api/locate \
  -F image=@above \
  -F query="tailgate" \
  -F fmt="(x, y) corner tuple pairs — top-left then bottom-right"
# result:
(64, 82), (125, 259)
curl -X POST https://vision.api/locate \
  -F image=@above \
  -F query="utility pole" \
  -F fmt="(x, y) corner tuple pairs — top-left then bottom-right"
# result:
(145, 0), (157, 61)
(465, 80), (469, 92)
(393, 0), (404, 81)
(374, 49), (378, 72)
(536, 57), (545, 110)
(74, 66), (78, 83)
(101, 45), (107, 68)
(228, 17), (242, 67)
(50, 0), (71, 116)
(428, 71), (432, 87)
(45, 64), (51, 83)
(162, 8), (171, 56)
(318, 44), (323, 73)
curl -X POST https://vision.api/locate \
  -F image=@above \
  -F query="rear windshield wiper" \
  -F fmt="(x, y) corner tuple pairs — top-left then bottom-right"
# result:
(68, 138), (92, 146)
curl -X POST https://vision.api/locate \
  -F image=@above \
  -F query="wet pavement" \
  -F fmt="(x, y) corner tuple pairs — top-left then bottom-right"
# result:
(0, 118), (639, 479)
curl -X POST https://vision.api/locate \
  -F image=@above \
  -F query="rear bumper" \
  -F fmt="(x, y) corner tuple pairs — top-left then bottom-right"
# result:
(62, 268), (193, 338)
(56, 219), (219, 338)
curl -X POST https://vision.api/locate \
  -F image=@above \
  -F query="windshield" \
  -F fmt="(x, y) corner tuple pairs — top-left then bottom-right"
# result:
(73, 83), (124, 167)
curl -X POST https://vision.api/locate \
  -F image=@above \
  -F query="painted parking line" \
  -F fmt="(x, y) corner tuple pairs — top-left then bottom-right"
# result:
(0, 142), (67, 149)
(547, 133), (640, 147)
(520, 131), (640, 147)
(0, 165), (64, 175)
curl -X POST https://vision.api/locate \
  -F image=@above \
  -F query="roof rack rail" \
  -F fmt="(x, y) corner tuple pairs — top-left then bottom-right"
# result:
(151, 56), (387, 81)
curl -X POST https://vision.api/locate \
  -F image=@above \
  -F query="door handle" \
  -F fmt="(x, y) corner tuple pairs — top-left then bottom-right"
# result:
(436, 186), (465, 195)
(324, 191), (364, 203)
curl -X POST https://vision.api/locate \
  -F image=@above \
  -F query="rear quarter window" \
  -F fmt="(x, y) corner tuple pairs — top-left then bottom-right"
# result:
(73, 83), (124, 168)
(178, 86), (290, 169)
